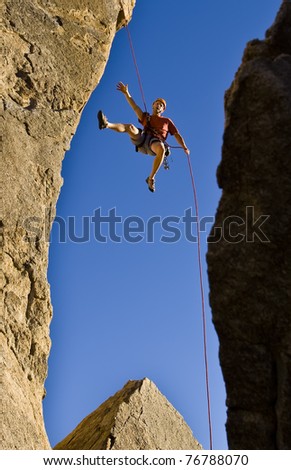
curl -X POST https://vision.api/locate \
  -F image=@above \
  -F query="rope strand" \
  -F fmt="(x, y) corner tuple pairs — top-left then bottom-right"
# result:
(125, 24), (148, 113)
(186, 154), (213, 450)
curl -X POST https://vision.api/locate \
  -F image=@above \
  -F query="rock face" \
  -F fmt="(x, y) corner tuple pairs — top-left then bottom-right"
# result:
(207, 0), (291, 449)
(54, 378), (202, 450)
(1, 0), (135, 450)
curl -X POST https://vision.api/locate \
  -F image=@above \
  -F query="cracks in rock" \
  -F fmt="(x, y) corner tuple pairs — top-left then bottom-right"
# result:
(29, 341), (36, 356)
(25, 98), (38, 111)
(5, 334), (25, 369)
(54, 16), (63, 27)
(106, 433), (116, 450)
(4, 250), (23, 272)
(108, 403), (145, 449)
(116, 9), (126, 31)
(11, 34), (39, 111)
(16, 70), (33, 90)
(24, 121), (31, 136)
(99, 19), (107, 29)
(116, 1), (132, 31)
(17, 34), (36, 71)
(30, 0), (65, 30)
(24, 261), (36, 322)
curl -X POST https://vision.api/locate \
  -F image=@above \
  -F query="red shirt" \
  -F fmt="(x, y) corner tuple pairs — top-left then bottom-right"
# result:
(140, 113), (178, 141)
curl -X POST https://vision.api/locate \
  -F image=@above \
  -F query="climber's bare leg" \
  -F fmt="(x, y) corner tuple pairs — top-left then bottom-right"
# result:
(107, 122), (139, 138)
(149, 141), (166, 180)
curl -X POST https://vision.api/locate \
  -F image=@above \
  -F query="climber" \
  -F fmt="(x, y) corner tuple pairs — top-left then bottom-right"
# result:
(97, 82), (190, 193)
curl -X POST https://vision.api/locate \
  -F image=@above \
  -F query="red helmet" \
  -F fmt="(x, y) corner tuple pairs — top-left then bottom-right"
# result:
(153, 98), (166, 109)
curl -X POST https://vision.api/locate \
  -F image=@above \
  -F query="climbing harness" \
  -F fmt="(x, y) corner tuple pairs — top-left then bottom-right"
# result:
(125, 23), (213, 449)
(134, 112), (172, 169)
(163, 155), (170, 170)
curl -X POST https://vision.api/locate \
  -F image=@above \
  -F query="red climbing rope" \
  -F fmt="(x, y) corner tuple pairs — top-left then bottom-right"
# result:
(186, 154), (213, 450)
(125, 22), (213, 450)
(125, 24), (148, 113)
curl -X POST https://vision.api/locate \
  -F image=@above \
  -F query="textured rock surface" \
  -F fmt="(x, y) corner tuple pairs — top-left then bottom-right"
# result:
(1, 0), (135, 450)
(207, 0), (291, 449)
(54, 378), (202, 450)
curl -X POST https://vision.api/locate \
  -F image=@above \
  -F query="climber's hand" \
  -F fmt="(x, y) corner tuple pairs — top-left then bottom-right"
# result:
(117, 82), (129, 95)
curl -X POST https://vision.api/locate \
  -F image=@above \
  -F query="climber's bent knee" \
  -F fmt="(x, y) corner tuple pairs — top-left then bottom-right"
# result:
(125, 124), (139, 137)
(150, 140), (165, 156)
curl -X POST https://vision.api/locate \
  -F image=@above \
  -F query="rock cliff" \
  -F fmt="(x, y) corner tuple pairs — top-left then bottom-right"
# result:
(207, 0), (291, 449)
(1, 0), (135, 450)
(54, 378), (202, 450)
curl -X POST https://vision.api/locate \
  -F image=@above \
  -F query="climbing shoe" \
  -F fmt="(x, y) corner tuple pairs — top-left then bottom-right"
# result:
(97, 110), (108, 130)
(146, 177), (155, 193)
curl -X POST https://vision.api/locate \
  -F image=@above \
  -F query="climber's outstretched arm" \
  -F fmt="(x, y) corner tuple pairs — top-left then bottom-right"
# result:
(174, 132), (190, 155)
(117, 82), (144, 121)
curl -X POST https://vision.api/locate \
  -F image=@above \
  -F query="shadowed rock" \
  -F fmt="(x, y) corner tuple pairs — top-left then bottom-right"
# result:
(54, 379), (202, 450)
(207, 0), (291, 449)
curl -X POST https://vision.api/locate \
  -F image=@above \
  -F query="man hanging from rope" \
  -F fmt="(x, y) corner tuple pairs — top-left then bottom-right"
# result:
(97, 82), (190, 193)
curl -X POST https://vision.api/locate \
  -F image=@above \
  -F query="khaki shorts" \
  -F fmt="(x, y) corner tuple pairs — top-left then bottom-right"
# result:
(131, 130), (161, 156)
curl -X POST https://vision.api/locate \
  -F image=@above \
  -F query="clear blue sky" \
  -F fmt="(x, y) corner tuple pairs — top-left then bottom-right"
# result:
(43, 0), (281, 450)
